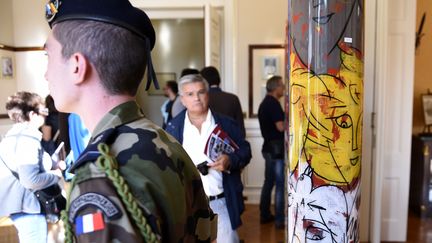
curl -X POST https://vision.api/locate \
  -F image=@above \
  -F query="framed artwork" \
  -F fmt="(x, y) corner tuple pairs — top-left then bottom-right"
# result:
(248, 44), (285, 118)
(262, 56), (279, 79)
(147, 72), (176, 96)
(422, 94), (432, 126)
(1, 56), (13, 78)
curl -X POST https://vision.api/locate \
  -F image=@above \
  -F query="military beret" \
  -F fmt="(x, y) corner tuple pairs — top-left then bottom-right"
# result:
(45, 0), (159, 90)
(45, 0), (155, 50)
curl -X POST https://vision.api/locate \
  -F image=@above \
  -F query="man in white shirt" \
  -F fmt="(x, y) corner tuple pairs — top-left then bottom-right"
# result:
(166, 74), (252, 243)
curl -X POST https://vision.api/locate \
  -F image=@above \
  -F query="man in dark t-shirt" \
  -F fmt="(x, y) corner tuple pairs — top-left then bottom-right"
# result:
(257, 75), (285, 229)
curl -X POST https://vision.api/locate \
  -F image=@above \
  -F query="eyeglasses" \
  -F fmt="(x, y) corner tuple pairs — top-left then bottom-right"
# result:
(45, 0), (60, 23)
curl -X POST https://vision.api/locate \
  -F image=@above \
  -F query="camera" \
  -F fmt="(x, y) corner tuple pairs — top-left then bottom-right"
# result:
(196, 161), (209, 176)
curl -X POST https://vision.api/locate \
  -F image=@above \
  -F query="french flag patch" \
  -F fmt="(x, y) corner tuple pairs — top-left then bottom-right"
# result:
(75, 212), (105, 235)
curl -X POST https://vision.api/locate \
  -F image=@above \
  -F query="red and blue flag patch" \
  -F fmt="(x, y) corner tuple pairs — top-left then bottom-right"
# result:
(75, 212), (105, 235)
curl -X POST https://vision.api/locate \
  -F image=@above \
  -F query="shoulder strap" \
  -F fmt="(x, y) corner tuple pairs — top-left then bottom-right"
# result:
(68, 127), (117, 173)
(6, 133), (46, 173)
(0, 154), (19, 180)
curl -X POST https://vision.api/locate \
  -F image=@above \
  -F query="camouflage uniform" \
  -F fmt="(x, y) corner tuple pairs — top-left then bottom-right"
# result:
(63, 101), (217, 242)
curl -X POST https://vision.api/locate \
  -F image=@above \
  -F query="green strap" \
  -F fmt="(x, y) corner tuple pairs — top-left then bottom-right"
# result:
(95, 143), (160, 242)
(61, 173), (77, 243)
(61, 143), (160, 243)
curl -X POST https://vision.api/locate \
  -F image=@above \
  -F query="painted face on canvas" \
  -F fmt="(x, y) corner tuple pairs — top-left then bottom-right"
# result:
(288, 171), (347, 243)
(290, 0), (359, 72)
(290, 72), (362, 185)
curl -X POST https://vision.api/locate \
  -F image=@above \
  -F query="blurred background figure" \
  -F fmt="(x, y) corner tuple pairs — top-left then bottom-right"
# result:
(41, 95), (60, 155)
(201, 66), (245, 138)
(257, 76), (285, 229)
(160, 80), (179, 129)
(63, 113), (90, 181)
(0, 91), (63, 243)
(180, 68), (200, 77)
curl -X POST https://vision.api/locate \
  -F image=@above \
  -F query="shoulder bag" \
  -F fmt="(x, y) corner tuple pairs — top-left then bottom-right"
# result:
(0, 151), (66, 223)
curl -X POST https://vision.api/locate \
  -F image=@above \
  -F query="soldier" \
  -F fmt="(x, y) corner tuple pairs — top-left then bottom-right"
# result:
(43, 0), (216, 242)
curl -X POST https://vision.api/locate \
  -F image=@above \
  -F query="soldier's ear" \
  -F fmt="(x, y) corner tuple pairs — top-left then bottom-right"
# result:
(69, 52), (89, 85)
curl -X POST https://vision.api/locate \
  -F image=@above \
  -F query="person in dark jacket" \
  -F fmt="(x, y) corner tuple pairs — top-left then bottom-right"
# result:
(166, 74), (252, 243)
(200, 66), (245, 137)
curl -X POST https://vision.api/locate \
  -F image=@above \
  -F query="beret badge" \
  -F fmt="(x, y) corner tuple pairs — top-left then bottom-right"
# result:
(46, 0), (61, 23)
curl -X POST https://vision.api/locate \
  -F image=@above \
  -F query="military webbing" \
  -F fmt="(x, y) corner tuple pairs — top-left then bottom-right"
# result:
(61, 125), (161, 242)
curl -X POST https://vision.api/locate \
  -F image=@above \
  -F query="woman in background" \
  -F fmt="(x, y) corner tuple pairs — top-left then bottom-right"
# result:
(0, 91), (62, 242)
(41, 94), (59, 155)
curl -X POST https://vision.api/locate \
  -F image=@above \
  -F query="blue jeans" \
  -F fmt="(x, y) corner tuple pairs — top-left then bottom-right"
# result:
(10, 213), (47, 243)
(259, 152), (285, 224)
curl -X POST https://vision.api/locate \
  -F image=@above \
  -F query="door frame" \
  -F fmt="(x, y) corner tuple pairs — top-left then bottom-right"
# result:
(371, 0), (417, 241)
(130, 0), (236, 94)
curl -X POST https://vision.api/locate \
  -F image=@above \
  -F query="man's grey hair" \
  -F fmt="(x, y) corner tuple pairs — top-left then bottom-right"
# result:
(266, 75), (283, 92)
(178, 74), (209, 95)
(52, 20), (148, 96)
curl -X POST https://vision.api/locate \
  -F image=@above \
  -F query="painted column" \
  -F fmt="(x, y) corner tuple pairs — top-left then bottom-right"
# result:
(287, 0), (363, 242)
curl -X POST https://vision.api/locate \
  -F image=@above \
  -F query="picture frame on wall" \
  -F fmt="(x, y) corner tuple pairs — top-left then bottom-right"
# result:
(147, 72), (176, 96)
(248, 44), (285, 118)
(262, 56), (279, 80)
(422, 94), (432, 126)
(1, 56), (13, 78)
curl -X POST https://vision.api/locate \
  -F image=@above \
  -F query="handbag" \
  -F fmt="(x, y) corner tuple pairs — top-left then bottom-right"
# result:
(34, 184), (66, 223)
(0, 151), (66, 223)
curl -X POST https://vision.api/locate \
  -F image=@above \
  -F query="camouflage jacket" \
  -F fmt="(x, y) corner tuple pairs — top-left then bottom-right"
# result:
(64, 101), (217, 242)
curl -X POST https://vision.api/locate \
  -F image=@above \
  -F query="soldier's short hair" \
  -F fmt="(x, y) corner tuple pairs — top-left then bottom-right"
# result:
(53, 20), (148, 96)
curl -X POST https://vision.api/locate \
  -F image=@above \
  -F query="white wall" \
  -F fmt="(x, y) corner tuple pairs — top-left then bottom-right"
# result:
(12, 0), (49, 47)
(236, 0), (287, 203)
(12, 0), (50, 98)
(0, 0), (14, 46)
(236, 0), (287, 115)
(0, 0), (17, 114)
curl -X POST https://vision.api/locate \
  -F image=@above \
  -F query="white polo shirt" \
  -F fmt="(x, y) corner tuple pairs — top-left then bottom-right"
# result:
(182, 110), (224, 196)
